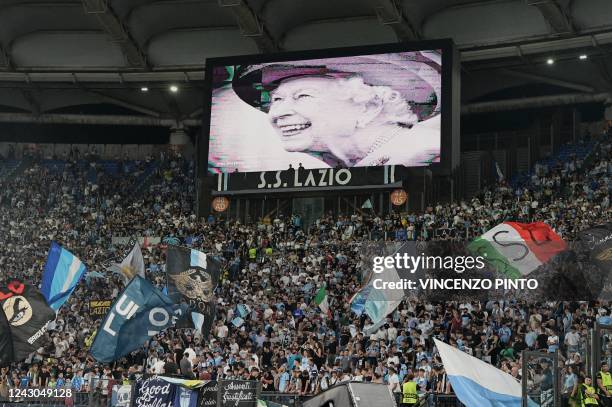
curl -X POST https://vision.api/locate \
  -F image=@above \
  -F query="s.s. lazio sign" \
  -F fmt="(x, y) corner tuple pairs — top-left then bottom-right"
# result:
(89, 276), (187, 363)
(213, 166), (403, 194)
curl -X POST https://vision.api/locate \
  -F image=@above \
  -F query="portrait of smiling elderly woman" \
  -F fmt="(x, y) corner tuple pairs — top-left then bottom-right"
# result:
(231, 52), (442, 168)
(268, 75), (431, 167)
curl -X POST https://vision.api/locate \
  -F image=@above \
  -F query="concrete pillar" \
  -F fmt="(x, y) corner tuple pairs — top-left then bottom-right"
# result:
(605, 104), (612, 121)
(170, 126), (194, 159)
(169, 127), (190, 145)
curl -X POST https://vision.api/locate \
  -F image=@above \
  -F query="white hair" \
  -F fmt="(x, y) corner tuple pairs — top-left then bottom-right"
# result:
(333, 76), (418, 127)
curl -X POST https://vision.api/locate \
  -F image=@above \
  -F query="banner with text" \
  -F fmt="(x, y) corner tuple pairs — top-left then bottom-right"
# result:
(132, 377), (175, 407)
(89, 300), (112, 318)
(213, 165), (404, 194)
(217, 380), (260, 407)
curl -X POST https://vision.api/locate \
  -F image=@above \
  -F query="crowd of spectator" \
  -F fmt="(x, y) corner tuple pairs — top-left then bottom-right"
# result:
(0, 127), (610, 407)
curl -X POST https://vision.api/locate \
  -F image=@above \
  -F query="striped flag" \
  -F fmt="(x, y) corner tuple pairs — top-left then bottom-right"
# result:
(468, 222), (566, 278)
(434, 339), (537, 407)
(41, 242), (87, 311)
(313, 284), (331, 318)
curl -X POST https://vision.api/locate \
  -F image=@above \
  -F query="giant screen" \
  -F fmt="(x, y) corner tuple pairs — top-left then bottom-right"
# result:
(205, 44), (447, 174)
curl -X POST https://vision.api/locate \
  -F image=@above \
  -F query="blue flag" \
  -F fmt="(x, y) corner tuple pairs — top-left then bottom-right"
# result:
(41, 242), (87, 311)
(90, 276), (187, 363)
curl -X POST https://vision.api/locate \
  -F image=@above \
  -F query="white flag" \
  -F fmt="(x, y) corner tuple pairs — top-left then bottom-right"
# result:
(110, 242), (145, 284)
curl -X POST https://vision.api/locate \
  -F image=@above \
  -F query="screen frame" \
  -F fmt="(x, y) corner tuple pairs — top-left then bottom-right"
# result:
(200, 39), (457, 177)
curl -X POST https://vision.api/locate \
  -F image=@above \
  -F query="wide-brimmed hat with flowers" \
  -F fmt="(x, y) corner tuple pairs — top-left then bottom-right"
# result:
(228, 50), (442, 121)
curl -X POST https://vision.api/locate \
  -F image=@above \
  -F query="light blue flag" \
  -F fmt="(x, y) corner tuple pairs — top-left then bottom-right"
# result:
(90, 276), (188, 362)
(41, 242), (87, 311)
(237, 304), (250, 318)
(231, 317), (244, 327)
(190, 249), (207, 269)
(435, 339), (538, 407)
(350, 286), (372, 316)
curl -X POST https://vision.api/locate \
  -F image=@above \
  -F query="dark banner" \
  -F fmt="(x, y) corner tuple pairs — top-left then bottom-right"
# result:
(89, 300), (112, 318)
(132, 377), (175, 407)
(166, 246), (221, 314)
(198, 381), (218, 407)
(213, 165), (404, 194)
(580, 223), (612, 272)
(0, 281), (55, 363)
(0, 300), (12, 365)
(176, 303), (218, 338)
(217, 380), (260, 407)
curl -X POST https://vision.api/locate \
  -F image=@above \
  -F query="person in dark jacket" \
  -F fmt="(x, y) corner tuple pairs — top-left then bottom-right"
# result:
(180, 353), (195, 379)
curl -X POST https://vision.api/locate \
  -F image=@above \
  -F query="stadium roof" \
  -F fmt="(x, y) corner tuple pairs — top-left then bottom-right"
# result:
(0, 0), (611, 127)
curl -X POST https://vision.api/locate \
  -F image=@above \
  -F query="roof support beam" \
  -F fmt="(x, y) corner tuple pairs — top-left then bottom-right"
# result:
(82, 0), (148, 68)
(372, 0), (419, 41)
(500, 69), (595, 93)
(217, 0), (278, 53)
(185, 107), (203, 119)
(84, 89), (163, 117)
(526, 0), (574, 34)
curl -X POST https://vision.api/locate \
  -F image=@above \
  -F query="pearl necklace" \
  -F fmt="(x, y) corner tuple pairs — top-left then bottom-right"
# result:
(365, 127), (401, 156)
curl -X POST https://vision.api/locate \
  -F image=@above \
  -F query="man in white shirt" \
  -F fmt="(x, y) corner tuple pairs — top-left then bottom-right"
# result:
(387, 367), (400, 393)
(387, 324), (398, 343)
(564, 327), (580, 354)
(387, 353), (400, 368)
(216, 322), (228, 339)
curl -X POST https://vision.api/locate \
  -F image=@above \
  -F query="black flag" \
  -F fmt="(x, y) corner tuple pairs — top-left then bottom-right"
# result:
(0, 281), (55, 362)
(0, 303), (13, 366)
(166, 246), (221, 313)
(580, 223), (612, 272)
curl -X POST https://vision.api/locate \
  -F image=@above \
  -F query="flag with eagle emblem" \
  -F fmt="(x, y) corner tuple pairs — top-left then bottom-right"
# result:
(166, 246), (222, 313)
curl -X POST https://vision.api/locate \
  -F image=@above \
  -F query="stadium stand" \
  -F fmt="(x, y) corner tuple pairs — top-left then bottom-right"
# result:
(0, 127), (609, 406)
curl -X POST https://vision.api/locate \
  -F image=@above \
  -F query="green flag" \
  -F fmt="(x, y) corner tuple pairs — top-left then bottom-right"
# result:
(314, 284), (331, 318)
